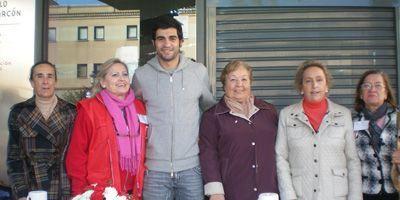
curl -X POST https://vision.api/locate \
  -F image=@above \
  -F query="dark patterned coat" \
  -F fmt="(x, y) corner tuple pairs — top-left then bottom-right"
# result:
(353, 108), (398, 194)
(7, 96), (76, 200)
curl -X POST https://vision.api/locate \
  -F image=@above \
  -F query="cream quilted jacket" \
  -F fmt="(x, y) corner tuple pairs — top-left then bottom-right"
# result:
(276, 100), (362, 200)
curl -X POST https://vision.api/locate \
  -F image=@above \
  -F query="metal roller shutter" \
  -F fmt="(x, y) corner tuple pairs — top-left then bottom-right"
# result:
(215, 7), (397, 110)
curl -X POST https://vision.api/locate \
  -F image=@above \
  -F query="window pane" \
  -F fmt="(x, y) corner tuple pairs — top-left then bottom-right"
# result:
(93, 63), (102, 76)
(48, 28), (56, 42)
(94, 26), (104, 40)
(127, 25), (137, 39)
(78, 27), (88, 40)
(77, 64), (87, 78)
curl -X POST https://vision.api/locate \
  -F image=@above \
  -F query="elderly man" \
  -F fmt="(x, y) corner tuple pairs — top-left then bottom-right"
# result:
(7, 61), (76, 200)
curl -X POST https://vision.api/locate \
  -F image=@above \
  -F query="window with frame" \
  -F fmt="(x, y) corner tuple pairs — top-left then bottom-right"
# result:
(127, 25), (137, 39)
(94, 26), (105, 40)
(77, 64), (88, 78)
(93, 63), (102, 76)
(78, 26), (88, 41)
(48, 27), (56, 42)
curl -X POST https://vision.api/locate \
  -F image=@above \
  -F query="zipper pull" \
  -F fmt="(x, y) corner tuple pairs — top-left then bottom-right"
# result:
(170, 162), (174, 178)
(170, 76), (173, 83)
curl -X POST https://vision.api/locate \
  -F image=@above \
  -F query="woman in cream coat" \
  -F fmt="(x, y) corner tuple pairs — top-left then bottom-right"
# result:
(275, 60), (362, 200)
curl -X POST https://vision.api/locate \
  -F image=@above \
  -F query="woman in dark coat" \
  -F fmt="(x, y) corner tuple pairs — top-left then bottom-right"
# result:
(199, 60), (278, 200)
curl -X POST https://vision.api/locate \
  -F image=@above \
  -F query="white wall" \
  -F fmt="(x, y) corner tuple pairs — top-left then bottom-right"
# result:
(0, 0), (36, 186)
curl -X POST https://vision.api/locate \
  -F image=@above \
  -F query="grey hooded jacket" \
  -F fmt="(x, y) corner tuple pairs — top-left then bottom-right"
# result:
(132, 54), (216, 173)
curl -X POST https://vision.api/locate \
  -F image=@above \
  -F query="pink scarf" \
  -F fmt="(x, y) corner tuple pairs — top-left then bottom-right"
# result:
(100, 89), (140, 174)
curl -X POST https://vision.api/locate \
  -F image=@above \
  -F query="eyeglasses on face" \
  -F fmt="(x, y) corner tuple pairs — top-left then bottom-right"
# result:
(361, 82), (385, 91)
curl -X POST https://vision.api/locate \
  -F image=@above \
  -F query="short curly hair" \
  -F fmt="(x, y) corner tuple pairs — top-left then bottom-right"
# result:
(220, 60), (253, 88)
(294, 60), (332, 93)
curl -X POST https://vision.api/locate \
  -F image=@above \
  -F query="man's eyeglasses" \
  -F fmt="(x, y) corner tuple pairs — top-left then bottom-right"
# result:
(361, 82), (385, 91)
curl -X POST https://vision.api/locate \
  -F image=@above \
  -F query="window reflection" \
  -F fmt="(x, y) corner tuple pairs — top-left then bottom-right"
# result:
(49, 0), (196, 101)
(94, 26), (105, 40)
(127, 25), (138, 40)
(78, 26), (88, 41)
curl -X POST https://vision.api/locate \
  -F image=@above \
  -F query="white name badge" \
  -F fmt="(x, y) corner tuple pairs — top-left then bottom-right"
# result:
(353, 120), (369, 131)
(138, 114), (148, 124)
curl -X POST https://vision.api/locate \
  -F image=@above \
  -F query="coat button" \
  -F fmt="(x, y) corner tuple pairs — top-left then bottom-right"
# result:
(313, 144), (317, 147)
(253, 188), (257, 191)
(377, 166), (381, 170)
(314, 159), (317, 163)
(314, 189), (317, 192)
(293, 124), (297, 126)
(251, 142), (255, 146)
(379, 179), (383, 184)
(315, 174), (318, 178)
(252, 165), (256, 168)
(373, 154), (377, 157)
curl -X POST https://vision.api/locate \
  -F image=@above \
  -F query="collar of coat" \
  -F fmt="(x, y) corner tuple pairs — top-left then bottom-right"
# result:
(214, 96), (274, 115)
(12, 95), (75, 145)
(289, 98), (345, 118)
(12, 95), (72, 112)
(354, 106), (396, 120)
(283, 99), (349, 134)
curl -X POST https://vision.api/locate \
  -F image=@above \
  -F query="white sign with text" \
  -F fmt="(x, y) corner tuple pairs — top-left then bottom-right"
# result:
(0, 0), (36, 186)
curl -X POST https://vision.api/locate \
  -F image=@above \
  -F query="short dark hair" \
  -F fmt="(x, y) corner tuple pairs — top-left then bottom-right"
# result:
(29, 61), (57, 81)
(151, 15), (183, 41)
(354, 69), (396, 112)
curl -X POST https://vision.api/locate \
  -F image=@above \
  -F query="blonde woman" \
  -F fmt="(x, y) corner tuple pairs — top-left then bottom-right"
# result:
(66, 58), (147, 200)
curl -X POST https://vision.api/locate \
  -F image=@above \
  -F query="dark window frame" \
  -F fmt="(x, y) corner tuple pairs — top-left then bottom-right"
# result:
(78, 26), (88, 41)
(94, 26), (105, 41)
(93, 63), (102, 76)
(77, 64), (88, 78)
(127, 25), (138, 40)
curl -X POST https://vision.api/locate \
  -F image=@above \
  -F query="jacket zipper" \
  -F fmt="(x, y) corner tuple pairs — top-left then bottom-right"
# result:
(170, 73), (175, 178)
(107, 139), (115, 186)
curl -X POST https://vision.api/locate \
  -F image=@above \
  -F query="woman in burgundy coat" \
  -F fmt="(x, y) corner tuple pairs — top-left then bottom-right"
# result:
(199, 60), (279, 200)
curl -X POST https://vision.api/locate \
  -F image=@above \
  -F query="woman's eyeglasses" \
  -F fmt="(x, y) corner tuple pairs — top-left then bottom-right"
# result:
(361, 82), (384, 91)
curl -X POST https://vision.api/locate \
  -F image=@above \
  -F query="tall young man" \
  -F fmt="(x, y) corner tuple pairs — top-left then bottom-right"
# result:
(132, 16), (215, 200)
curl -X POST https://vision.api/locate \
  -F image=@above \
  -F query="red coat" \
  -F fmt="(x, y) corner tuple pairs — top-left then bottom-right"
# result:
(66, 94), (147, 200)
